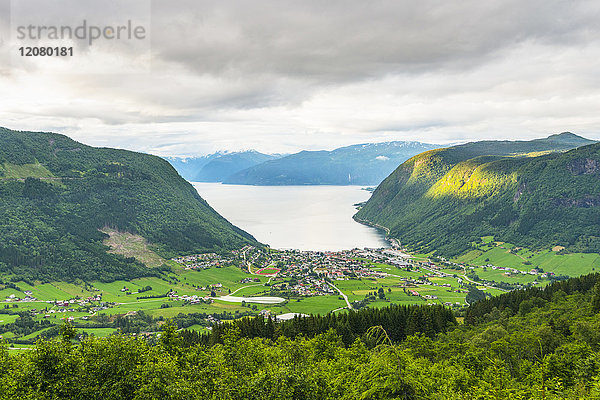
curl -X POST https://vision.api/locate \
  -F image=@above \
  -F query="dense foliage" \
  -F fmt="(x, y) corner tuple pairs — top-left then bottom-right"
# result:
(0, 128), (258, 282)
(203, 303), (456, 346)
(356, 132), (600, 256)
(465, 272), (600, 324)
(2, 273), (600, 399)
(224, 141), (440, 185)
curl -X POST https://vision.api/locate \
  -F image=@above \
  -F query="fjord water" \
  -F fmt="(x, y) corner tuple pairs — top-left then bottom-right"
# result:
(193, 183), (388, 251)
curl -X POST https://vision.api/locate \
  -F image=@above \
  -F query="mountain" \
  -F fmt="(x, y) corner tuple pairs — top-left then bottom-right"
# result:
(193, 151), (280, 182)
(166, 151), (281, 182)
(0, 128), (258, 282)
(355, 132), (598, 256)
(223, 141), (441, 185)
(164, 155), (218, 181)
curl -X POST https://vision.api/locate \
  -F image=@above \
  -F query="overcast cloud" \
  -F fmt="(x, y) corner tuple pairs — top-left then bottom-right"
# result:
(1, 0), (600, 156)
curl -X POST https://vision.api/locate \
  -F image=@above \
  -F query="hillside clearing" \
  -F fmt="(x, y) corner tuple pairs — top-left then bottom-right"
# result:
(101, 228), (166, 268)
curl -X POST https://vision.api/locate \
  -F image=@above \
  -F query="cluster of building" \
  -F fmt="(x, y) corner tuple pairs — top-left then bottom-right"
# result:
(271, 276), (338, 297)
(239, 247), (419, 297)
(240, 277), (261, 284)
(167, 291), (214, 304)
(486, 265), (555, 278)
(171, 252), (235, 270)
(3, 293), (37, 302)
(53, 295), (102, 307)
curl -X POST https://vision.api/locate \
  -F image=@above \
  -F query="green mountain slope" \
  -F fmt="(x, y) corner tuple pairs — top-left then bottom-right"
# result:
(0, 128), (258, 282)
(224, 141), (441, 185)
(355, 132), (598, 256)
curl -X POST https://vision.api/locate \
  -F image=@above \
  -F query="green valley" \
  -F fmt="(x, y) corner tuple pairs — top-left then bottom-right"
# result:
(2, 269), (600, 398)
(0, 128), (258, 283)
(3, 239), (590, 346)
(2, 129), (600, 399)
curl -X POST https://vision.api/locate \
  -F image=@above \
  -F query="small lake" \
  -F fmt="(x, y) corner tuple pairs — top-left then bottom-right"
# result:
(193, 183), (388, 251)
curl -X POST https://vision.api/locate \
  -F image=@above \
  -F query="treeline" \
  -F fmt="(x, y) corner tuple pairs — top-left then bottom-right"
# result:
(3, 310), (258, 344)
(466, 272), (600, 324)
(201, 303), (456, 346)
(0, 313), (53, 337)
(109, 310), (255, 334)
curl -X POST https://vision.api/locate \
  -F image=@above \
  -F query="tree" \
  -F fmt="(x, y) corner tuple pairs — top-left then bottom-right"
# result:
(60, 321), (77, 343)
(466, 286), (486, 304)
(159, 320), (182, 352)
(592, 281), (600, 312)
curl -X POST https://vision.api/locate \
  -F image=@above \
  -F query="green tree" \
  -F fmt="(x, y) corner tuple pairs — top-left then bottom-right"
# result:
(590, 281), (600, 313)
(60, 321), (77, 343)
(159, 320), (181, 353)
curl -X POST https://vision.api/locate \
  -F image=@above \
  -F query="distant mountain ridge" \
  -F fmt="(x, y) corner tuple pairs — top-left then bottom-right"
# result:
(0, 128), (258, 282)
(167, 151), (282, 182)
(355, 132), (599, 256)
(194, 151), (280, 182)
(223, 141), (441, 185)
(165, 154), (219, 181)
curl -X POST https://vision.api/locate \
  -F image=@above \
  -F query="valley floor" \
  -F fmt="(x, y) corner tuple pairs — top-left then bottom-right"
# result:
(1, 237), (596, 346)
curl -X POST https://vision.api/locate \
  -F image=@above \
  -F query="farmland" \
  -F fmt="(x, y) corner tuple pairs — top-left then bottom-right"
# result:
(2, 240), (598, 347)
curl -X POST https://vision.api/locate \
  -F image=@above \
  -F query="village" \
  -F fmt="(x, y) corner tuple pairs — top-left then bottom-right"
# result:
(169, 245), (477, 304)
(1, 242), (555, 339)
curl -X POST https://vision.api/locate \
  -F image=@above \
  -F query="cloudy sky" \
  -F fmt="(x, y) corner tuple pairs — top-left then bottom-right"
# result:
(2, 0), (600, 156)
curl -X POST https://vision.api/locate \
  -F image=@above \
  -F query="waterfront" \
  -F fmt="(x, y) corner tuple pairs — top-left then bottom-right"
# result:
(193, 183), (388, 251)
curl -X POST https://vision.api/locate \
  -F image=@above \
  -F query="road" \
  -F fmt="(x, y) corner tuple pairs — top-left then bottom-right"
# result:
(217, 295), (285, 304)
(419, 263), (507, 292)
(460, 266), (508, 292)
(217, 276), (280, 303)
(227, 275), (273, 296)
(328, 282), (354, 311)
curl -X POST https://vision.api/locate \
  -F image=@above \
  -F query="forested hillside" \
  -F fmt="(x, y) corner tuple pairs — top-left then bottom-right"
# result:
(355, 133), (599, 256)
(2, 273), (600, 399)
(0, 128), (258, 282)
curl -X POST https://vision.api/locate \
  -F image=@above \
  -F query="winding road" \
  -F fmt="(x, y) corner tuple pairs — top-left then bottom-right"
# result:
(216, 276), (285, 304)
(328, 282), (353, 311)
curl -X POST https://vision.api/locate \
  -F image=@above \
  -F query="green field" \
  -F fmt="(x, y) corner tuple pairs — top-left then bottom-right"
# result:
(184, 324), (209, 332)
(4, 239), (594, 343)
(149, 301), (248, 318)
(21, 326), (54, 341)
(474, 267), (540, 285)
(0, 314), (19, 324)
(79, 328), (117, 337)
(0, 263), (281, 343)
(232, 284), (269, 296)
(0, 162), (55, 180)
(280, 296), (347, 315)
(333, 269), (468, 306)
(255, 267), (280, 275)
(454, 238), (600, 277)
(334, 279), (378, 301)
